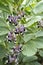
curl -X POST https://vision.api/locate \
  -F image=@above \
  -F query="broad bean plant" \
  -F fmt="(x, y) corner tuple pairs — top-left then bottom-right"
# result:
(0, 0), (43, 65)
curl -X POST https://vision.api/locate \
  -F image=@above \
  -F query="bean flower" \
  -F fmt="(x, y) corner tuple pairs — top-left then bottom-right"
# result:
(8, 16), (18, 25)
(6, 44), (22, 65)
(7, 32), (16, 42)
(15, 25), (25, 34)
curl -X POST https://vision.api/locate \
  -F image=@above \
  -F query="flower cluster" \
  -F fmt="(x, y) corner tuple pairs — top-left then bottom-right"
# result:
(6, 11), (25, 65)
(7, 32), (16, 42)
(13, 44), (22, 53)
(6, 44), (22, 65)
(7, 11), (25, 26)
(8, 16), (18, 26)
(7, 11), (25, 42)
(15, 25), (25, 34)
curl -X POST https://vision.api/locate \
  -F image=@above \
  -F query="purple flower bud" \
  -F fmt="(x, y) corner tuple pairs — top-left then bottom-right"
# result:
(19, 25), (25, 33)
(15, 27), (19, 34)
(9, 56), (14, 63)
(7, 32), (16, 41)
(14, 46), (20, 53)
(13, 44), (22, 53)
(15, 25), (25, 34)
(8, 16), (18, 25)
(13, 54), (17, 59)
(8, 32), (13, 36)
(12, 16), (18, 25)
(8, 32), (12, 41)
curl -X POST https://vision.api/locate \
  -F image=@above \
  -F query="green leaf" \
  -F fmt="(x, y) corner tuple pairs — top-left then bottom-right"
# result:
(33, 37), (43, 49)
(35, 31), (43, 37)
(39, 50), (43, 57)
(0, 1), (10, 13)
(0, 41), (6, 47)
(23, 56), (38, 62)
(22, 36), (43, 56)
(0, 45), (8, 59)
(23, 34), (34, 42)
(22, 41), (37, 56)
(25, 16), (41, 27)
(23, 30), (43, 43)
(0, 18), (7, 27)
(8, 2), (13, 14)
(33, 1), (43, 14)
(0, 35), (7, 42)
(0, 60), (3, 65)
(26, 62), (41, 65)
(0, 27), (9, 36)
(7, 41), (14, 48)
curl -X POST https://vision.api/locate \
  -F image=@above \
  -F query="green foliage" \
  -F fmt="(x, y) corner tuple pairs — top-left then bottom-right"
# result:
(33, 1), (43, 14)
(22, 42), (37, 56)
(0, 0), (43, 65)
(0, 45), (8, 59)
